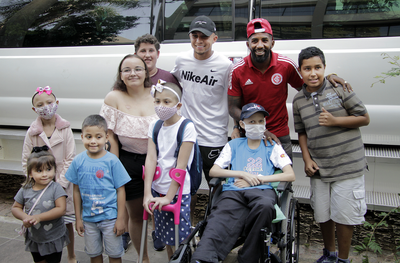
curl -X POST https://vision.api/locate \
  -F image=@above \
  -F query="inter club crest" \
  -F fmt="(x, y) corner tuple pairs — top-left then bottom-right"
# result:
(271, 73), (283, 85)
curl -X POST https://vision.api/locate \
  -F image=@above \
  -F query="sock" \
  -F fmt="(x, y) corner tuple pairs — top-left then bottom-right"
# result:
(338, 257), (350, 263)
(330, 252), (338, 258)
(326, 249), (337, 257)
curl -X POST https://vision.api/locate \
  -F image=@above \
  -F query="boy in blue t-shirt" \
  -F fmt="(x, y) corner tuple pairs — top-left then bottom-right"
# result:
(65, 115), (131, 263)
(191, 103), (295, 263)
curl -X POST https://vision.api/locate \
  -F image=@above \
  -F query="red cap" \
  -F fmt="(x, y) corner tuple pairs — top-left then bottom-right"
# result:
(247, 18), (273, 38)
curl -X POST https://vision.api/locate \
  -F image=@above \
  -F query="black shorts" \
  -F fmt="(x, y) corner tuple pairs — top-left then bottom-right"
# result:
(31, 251), (62, 263)
(119, 149), (146, 200)
(199, 145), (224, 182)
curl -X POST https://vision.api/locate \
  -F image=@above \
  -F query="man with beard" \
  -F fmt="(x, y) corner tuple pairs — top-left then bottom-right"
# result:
(228, 18), (349, 160)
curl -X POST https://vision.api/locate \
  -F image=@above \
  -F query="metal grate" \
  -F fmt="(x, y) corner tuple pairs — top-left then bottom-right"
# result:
(364, 146), (400, 158)
(292, 143), (400, 159)
(294, 185), (399, 212)
(367, 191), (400, 212)
(292, 185), (311, 204)
(292, 144), (302, 153)
(199, 180), (399, 211)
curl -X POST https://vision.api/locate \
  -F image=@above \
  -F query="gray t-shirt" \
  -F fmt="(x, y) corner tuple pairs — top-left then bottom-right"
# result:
(14, 182), (67, 244)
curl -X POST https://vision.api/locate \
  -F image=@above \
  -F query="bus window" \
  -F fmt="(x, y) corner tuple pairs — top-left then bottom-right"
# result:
(163, 0), (233, 41)
(0, 0), (152, 48)
(260, 0), (400, 39)
(323, 0), (400, 38)
(234, 0), (249, 41)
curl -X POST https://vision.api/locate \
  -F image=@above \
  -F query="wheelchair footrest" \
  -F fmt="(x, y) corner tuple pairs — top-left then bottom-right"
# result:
(260, 228), (272, 263)
(169, 243), (192, 263)
(270, 253), (283, 263)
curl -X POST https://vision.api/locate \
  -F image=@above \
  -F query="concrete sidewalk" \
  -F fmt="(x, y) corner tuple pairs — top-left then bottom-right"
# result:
(0, 215), (168, 263)
(0, 203), (396, 263)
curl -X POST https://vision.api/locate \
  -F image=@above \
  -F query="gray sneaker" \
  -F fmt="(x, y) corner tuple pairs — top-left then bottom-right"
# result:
(315, 248), (338, 263)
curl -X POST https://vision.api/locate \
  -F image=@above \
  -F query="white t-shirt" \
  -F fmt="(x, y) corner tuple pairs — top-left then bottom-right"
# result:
(171, 50), (233, 147)
(148, 117), (197, 195)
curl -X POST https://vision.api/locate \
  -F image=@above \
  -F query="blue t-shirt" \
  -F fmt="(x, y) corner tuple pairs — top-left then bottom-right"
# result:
(65, 151), (131, 222)
(214, 138), (292, 192)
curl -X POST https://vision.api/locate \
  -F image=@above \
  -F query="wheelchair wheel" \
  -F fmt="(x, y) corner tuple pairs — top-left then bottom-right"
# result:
(279, 197), (299, 263)
(286, 198), (300, 263)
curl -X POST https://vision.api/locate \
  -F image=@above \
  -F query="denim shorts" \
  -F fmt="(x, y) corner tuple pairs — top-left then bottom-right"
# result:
(83, 219), (124, 258)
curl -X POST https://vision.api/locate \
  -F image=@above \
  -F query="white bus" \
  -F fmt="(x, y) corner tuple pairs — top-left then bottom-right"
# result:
(1, 0), (400, 210)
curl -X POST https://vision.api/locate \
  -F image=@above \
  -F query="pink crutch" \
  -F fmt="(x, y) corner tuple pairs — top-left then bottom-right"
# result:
(139, 166), (186, 263)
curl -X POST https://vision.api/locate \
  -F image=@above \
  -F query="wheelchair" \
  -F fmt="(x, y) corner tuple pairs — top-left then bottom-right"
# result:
(169, 171), (300, 263)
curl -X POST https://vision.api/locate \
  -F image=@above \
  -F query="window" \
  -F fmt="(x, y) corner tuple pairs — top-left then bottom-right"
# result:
(0, 0), (152, 48)
(261, 0), (400, 39)
(0, 0), (251, 47)
(163, 0), (233, 41)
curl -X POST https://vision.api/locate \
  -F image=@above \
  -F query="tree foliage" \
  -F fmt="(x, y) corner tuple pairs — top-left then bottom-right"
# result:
(371, 53), (400, 87)
(355, 195), (400, 263)
(0, 0), (140, 47)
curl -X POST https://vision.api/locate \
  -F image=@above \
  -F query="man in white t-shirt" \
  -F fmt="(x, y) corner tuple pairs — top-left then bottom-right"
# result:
(171, 15), (233, 184)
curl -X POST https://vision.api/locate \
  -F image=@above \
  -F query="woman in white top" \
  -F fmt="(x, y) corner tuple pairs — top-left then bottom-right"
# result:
(100, 54), (157, 263)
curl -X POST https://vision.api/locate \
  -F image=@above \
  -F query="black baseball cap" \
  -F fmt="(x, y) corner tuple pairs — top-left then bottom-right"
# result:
(240, 103), (269, 120)
(188, 16), (217, 36)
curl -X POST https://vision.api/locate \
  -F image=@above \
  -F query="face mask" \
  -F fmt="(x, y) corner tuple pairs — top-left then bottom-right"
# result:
(244, 123), (265, 140)
(155, 103), (179, 121)
(34, 102), (58, 120)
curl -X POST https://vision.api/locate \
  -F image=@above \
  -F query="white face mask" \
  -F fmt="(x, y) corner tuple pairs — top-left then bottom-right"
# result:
(154, 103), (179, 121)
(34, 102), (58, 120)
(244, 123), (265, 140)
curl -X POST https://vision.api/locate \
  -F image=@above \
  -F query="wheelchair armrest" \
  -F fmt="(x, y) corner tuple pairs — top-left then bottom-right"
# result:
(276, 181), (292, 192)
(204, 177), (225, 220)
(209, 177), (223, 187)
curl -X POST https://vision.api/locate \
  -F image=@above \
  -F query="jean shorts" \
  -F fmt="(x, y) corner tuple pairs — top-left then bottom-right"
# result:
(83, 219), (124, 258)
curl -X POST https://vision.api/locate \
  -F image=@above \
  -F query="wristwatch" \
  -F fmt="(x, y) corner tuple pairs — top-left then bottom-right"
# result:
(233, 125), (240, 130)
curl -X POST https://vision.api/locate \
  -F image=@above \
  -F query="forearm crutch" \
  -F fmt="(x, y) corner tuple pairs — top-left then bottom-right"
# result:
(139, 167), (186, 263)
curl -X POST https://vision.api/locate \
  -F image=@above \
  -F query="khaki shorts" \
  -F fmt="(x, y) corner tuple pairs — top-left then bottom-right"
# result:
(310, 175), (366, 225)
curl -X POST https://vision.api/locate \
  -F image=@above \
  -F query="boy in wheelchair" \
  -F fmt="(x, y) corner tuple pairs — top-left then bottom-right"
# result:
(191, 103), (295, 263)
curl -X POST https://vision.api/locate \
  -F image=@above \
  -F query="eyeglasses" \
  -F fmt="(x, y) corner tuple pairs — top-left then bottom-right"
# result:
(121, 67), (145, 74)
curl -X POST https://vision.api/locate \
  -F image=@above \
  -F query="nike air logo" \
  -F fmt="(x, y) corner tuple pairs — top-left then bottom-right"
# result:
(181, 70), (218, 86)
